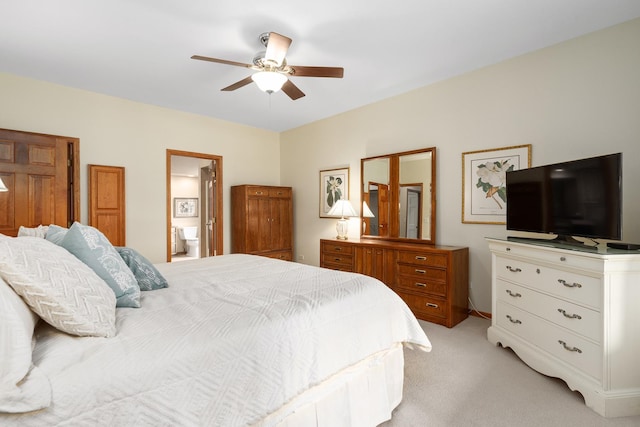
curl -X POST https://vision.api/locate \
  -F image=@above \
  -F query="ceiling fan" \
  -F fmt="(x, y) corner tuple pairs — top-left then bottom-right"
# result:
(191, 32), (344, 100)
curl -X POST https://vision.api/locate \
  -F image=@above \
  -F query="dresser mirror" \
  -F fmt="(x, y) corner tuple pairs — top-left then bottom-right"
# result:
(361, 147), (436, 244)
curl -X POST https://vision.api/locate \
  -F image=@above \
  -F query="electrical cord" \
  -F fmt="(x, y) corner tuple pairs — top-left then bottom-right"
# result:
(468, 296), (491, 320)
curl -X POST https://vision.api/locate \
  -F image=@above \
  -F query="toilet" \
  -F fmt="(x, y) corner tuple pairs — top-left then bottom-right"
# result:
(178, 226), (199, 257)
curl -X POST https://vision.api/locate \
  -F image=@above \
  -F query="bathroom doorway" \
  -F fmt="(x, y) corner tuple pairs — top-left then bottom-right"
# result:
(166, 149), (223, 262)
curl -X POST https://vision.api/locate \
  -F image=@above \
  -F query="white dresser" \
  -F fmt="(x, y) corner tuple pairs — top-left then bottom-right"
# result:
(486, 238), (640, 417)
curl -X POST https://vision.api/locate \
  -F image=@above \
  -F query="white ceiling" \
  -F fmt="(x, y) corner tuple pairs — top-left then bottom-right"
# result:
(2, 1), (640, 132)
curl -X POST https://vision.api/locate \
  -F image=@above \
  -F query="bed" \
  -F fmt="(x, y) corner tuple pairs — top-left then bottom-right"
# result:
(0, 225), (431, 426)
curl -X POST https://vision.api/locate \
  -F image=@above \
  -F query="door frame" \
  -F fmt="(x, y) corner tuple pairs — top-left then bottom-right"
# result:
(166, 149), (223, 262)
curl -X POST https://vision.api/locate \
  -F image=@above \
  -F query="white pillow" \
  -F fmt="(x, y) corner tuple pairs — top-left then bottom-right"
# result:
(17, 224), (49, 238)
(0, 275), (51, 412)
(0, 235), (117, 338)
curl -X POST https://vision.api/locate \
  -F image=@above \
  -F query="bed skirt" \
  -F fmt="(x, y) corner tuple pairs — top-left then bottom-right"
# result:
(256, 343), (405, 427)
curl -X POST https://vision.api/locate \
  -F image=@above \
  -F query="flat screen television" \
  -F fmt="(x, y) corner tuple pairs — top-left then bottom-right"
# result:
(506, 153), (622, 243)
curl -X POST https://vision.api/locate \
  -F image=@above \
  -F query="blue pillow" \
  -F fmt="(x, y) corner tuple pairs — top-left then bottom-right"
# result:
(59, 222), (140, 308)
(116, 247), (168, 291)
(45, 224), (68, 244)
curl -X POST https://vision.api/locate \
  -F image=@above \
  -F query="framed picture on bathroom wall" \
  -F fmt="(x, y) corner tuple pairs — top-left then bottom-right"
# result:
(174, 198), (198, 218)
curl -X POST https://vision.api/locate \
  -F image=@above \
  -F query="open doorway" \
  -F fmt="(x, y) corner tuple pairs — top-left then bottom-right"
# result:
(166, 149), (223, 262)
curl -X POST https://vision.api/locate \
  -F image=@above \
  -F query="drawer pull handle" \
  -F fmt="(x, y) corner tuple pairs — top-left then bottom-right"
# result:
(415, 269), (426, 274)
(255, 191), (264, 195)
(506, 315), (522, 324)
(334, 247), (342, 251)
(558, 279), (582, 288)
(333, 258), (342, 262)
(506, 290), (522, 298)
(415, 256), (427, 261)
(558, 309), (582, 320)
(415, 283), (427, 288)
(506, 266), (522, 273)
(426, 303), (439, 309)
(558, 340), (582, 353)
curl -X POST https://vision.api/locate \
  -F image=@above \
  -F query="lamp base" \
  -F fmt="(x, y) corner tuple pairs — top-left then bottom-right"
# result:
(335, 218), (349, 240)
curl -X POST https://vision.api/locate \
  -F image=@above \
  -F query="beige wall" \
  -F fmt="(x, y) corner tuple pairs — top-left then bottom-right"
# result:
(1, 19), (638, 314)
(280, 18), (640, 313)
(0, 73), (281, 262)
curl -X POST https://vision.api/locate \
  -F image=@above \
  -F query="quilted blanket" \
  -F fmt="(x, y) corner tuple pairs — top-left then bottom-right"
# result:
(3, 254), (431, 426)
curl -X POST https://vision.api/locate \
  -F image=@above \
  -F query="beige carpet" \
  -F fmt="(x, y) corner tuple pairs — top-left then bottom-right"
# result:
(382, 316), (640, 427)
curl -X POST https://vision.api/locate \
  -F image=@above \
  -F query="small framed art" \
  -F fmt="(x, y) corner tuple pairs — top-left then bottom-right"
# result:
(174, 197), (198, 218)
(461, 144), (531, 224)
(319, 167), (349, 218)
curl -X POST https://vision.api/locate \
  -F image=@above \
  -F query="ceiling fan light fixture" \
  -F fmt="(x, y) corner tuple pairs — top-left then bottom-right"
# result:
(251, 71), (287, 94)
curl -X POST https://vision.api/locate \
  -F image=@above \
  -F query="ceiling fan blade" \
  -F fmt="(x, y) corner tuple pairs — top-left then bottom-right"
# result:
(191, 55), (253, 69)
(221, 76), (254, 92)
(264, 32), (292, 67)
(288, 65), (344, 78)
(281, 79), (305, 100)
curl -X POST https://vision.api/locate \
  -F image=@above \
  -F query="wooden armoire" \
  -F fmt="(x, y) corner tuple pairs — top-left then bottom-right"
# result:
(231, 185), (293, 261)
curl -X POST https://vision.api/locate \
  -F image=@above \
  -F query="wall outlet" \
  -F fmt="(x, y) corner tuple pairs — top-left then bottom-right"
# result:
(298, 254), (305, 261)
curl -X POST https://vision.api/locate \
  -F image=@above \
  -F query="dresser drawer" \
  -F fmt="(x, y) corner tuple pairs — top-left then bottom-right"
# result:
(495, 256), (601, 309)
(395, 290), (449, 320)
(397, 264), (447, 282)
(497, 280), (601, 342)
(396, 275), (447, 297)
(269, 187), (292, 198)
(496, 301), (602, 380)
(493, 242), (604, 272)
(265, 251), (292, 261)
(397, 251), (448, 267)
(321, 253), (353, 269)
(321, 242), (354, 256)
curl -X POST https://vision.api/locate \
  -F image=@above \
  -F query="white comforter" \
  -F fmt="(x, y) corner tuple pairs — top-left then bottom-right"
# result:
(4, 254), (430, 426)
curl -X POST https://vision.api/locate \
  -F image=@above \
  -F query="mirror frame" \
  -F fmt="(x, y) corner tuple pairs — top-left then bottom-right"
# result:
(361, 147), (436, 245)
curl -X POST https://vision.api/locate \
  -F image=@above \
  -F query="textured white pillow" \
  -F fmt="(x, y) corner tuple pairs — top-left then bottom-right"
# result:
(17, 224), (49, 238)
(0, 235), (117, 338)
(0, 275), (52, 412)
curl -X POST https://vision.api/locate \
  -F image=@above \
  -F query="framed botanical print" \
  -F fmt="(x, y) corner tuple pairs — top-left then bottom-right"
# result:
(319, 167), (349, 218)
(461, 144), (531, 224)
(174, 197), (198, 218)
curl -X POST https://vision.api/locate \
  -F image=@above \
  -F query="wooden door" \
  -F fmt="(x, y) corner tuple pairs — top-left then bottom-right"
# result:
(0, 128), (79, 236)
(270, 195), (292, 252)
(89, 165), (125, 246)
(246, 195), (271, 253)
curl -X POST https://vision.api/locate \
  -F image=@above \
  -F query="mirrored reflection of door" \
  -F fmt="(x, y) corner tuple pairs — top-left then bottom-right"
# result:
(399, 184), (422, 238)
(367, 182), (389, 237)
(406, 189), (420, 238)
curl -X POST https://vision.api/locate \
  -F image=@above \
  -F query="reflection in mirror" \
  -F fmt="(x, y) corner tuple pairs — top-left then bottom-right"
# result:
(361, 147), (435, 244)
(362, 157), (390, 237)
(399, 152), (432, 240)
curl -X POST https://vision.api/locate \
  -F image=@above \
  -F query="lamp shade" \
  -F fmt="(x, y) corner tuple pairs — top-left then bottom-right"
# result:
(362, 201), (375, 218)
(0, 177), (7, 192)
(251, 71), (288, 93)
(327, 199), (357, 218)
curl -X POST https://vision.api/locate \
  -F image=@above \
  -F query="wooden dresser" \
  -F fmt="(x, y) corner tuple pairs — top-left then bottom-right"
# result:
(487, 238), (640, 417)
(231, 185), (293, 261)
(320, 238), (469, 327)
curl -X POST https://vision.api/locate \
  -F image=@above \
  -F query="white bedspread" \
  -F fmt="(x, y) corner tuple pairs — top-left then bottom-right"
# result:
(3, 254), (431, 426)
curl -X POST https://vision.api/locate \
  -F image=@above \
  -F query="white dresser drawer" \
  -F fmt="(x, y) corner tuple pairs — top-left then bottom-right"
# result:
(496, 280), (601, 342)
(493, 241), (604, 272)
(496, 301), (602, 380)
(495, 256), (601, 309)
